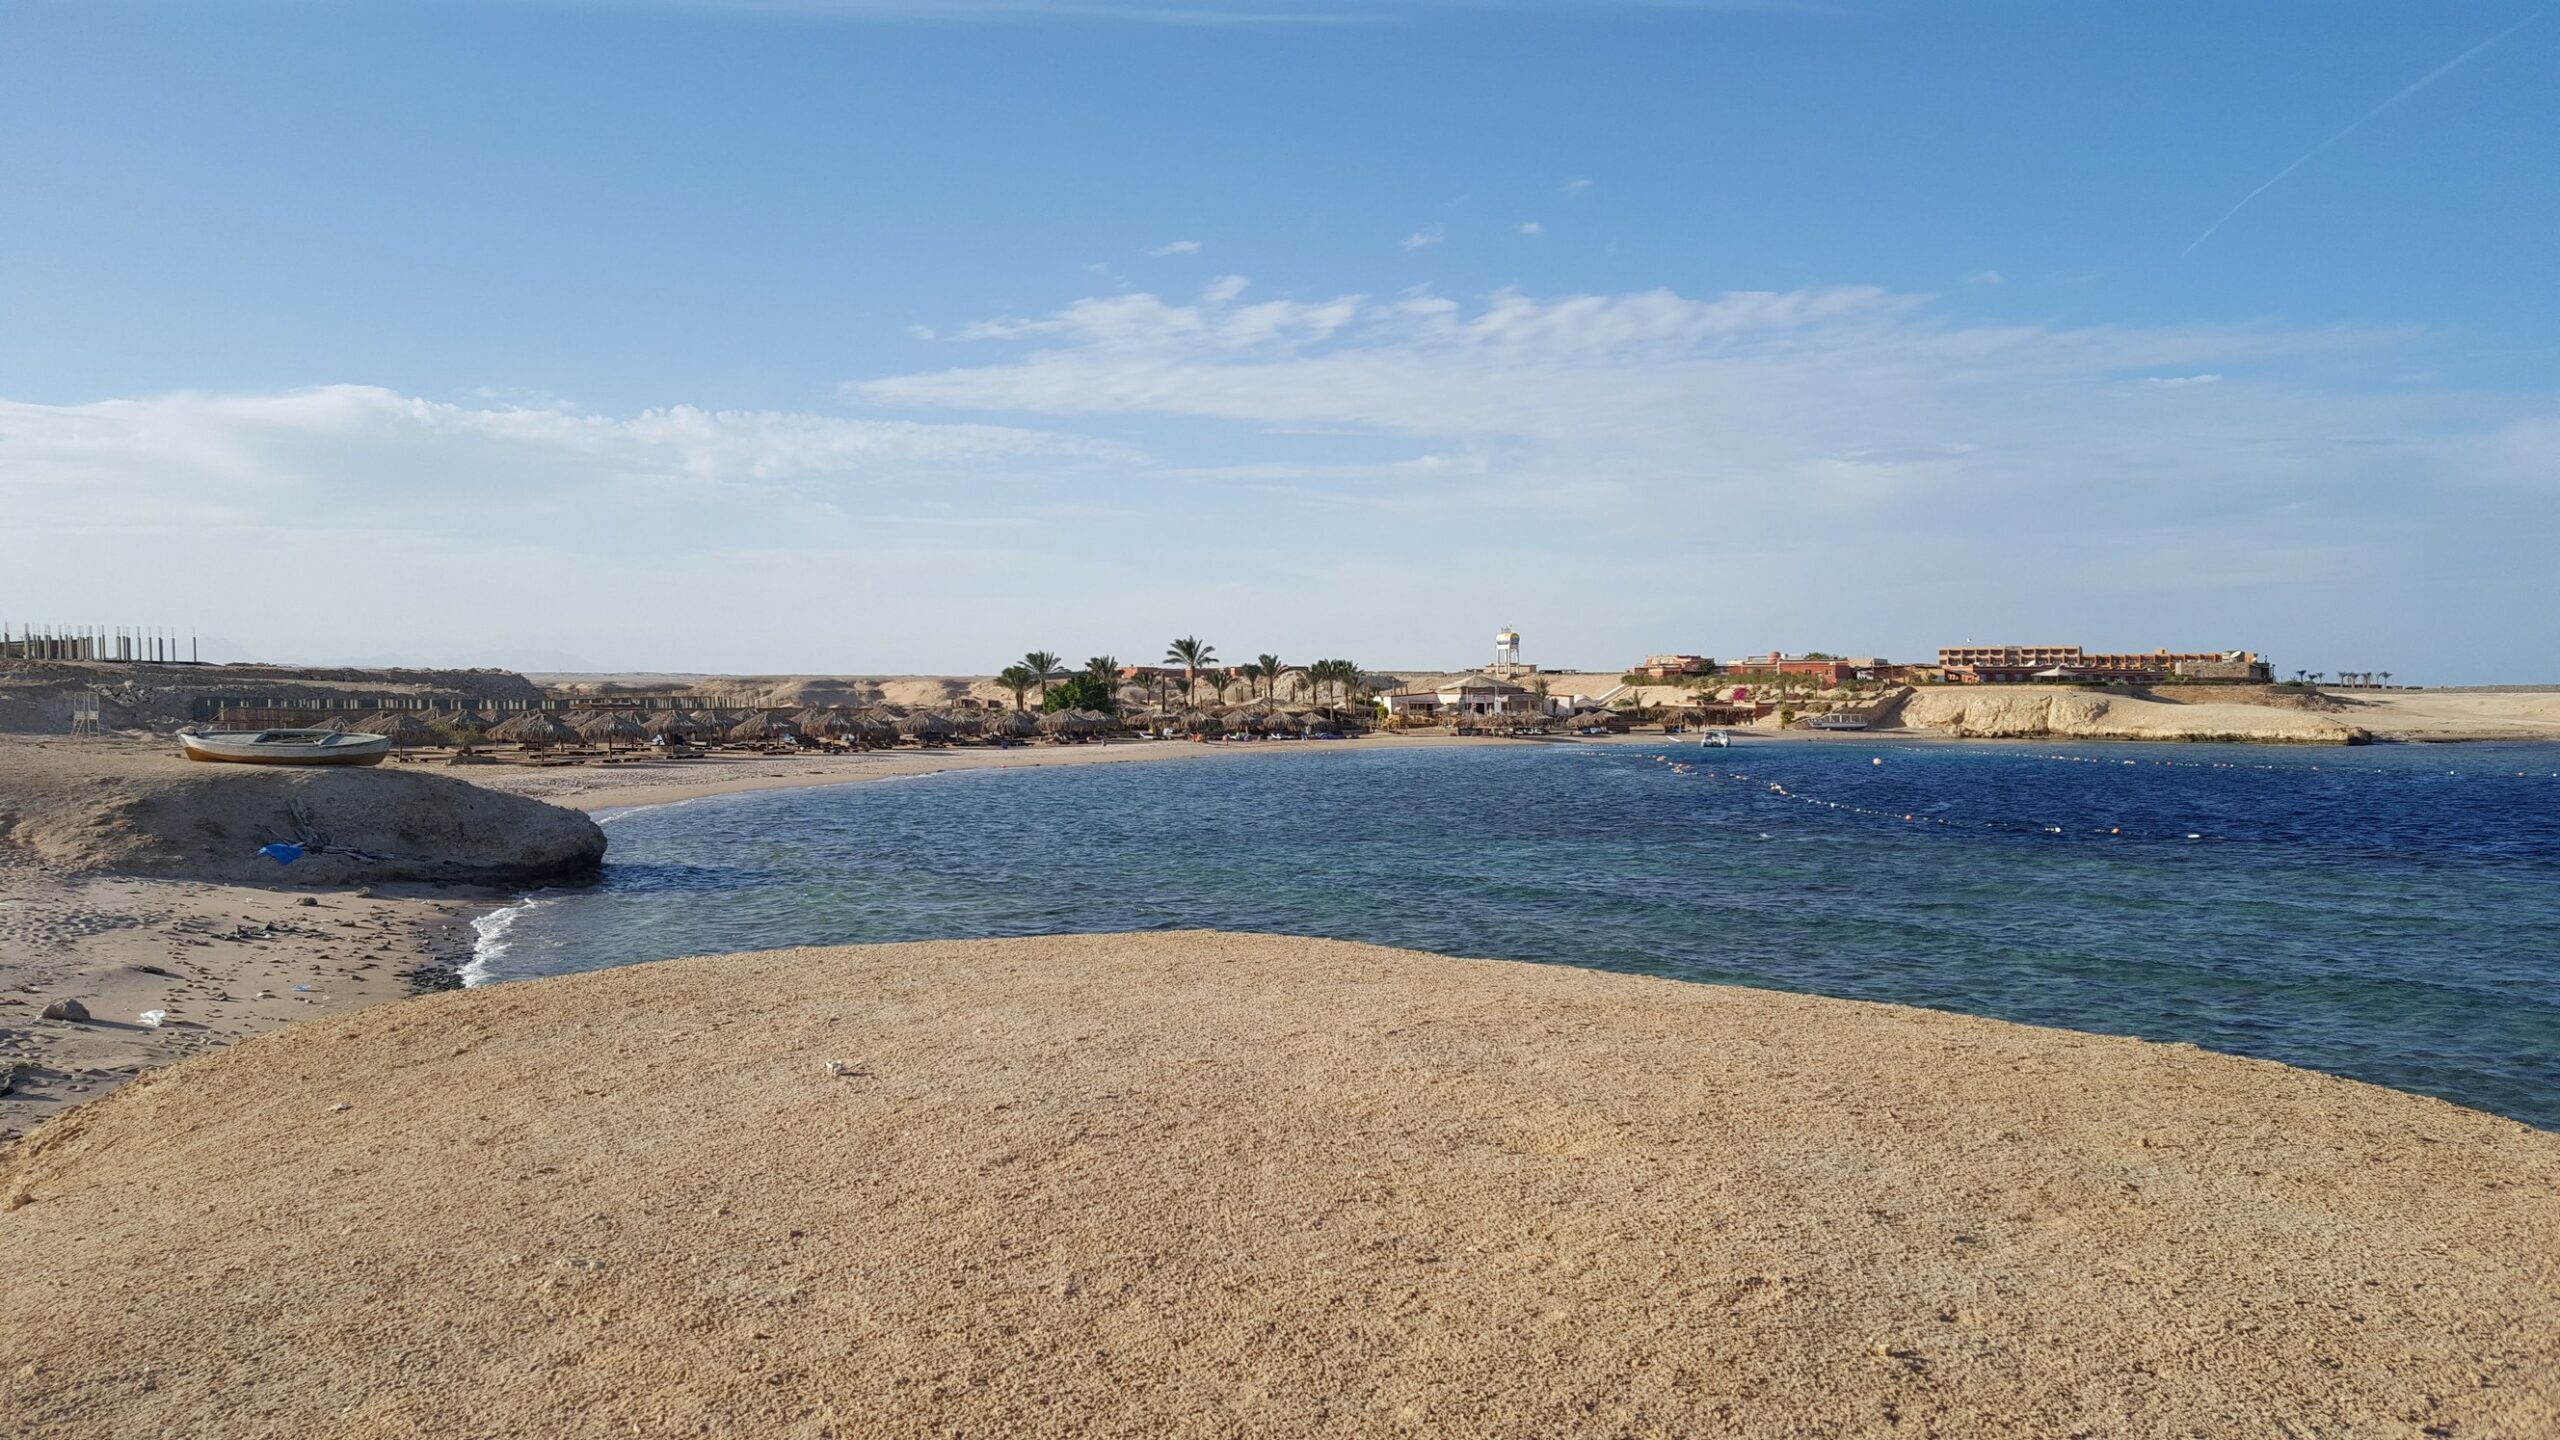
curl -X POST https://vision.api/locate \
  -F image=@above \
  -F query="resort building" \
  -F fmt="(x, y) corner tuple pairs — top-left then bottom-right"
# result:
(1937, 646), (2272, 685)
(1728, 652), (1902, 686)
(1633, 654), (1714, 678)
(1377, 674), (1574, 719)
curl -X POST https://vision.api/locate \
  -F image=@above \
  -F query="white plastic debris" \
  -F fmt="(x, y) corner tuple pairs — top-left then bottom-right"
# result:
(138, 1009), (169, 1028)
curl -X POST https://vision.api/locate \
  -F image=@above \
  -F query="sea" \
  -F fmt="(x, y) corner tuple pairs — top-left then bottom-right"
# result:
(468, 738), (2560, 1130)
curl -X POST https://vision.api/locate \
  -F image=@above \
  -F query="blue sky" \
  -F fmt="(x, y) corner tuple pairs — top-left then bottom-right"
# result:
(3, 1), (2553, 680)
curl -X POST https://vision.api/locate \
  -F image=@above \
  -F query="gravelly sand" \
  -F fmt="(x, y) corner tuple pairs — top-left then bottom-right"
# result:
(5, 932), (2556, 1438)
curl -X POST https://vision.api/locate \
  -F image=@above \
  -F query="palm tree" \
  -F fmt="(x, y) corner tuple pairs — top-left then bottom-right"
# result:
(2378, 671), (2392, 689)
(1023, 651), (1064, 702)
(1300, 657), (1363, 716)
(1166, 637), (1215, 707)
(1255, 654), (1284, 701)
(1084, 655), (1120, 686)
(996, 664), (1038, 712)
(1235, 659), (1265, 698)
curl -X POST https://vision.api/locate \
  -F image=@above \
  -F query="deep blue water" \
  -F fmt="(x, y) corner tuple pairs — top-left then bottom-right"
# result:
(474, 739), (2560, 1130)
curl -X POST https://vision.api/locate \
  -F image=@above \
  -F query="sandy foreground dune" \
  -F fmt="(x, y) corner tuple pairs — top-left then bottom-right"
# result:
(6, 933), (2556, 1438)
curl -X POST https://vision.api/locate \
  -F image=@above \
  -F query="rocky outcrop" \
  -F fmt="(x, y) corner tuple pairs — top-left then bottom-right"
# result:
(0, 742), (605, 883)
(1896, 686), (2368, 744)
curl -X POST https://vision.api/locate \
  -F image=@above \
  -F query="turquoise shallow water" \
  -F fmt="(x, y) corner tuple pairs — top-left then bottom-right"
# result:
(474, 738), (2560, 1129)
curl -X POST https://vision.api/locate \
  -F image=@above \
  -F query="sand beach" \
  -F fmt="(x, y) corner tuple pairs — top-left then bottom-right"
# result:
(7, 931), (2558, 1437)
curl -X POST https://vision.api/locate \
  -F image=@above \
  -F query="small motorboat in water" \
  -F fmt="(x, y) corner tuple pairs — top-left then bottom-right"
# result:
(1699, 730), (1732, 748)
(179, 728), (393, 767)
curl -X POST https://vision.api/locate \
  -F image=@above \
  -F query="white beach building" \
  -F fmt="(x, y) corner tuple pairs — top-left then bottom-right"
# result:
(1377, 675), (1585, 720)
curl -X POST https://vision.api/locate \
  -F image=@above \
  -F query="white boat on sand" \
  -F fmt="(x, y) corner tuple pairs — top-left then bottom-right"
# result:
(179, 729), (393, 767)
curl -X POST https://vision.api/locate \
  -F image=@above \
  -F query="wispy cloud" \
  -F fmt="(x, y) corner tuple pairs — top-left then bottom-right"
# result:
(1400, 224), (1447, 250)
(0, 385), (1166, 665)
(2185, 13), (2541, 256)
(1147, 239), (1203, 257)
(1561, 176), (1594, 196)
(1962, 269), (2003, 287)
(845, 275), (2560, 675)
(1517, 221), (1544, 237)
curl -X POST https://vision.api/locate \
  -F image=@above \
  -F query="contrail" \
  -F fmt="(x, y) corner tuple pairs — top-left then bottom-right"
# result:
(2184, 12), (2540, 256)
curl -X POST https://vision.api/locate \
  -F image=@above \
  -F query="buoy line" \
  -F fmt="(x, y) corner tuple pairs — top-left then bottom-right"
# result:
(1638, 753), (2209, 842)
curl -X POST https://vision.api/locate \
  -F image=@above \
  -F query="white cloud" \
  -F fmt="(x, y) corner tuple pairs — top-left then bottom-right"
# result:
(1147, 239), (1203, 257)
(0, 385), (1155, 665)
(1562, 177), (1593, 196)
(1962, 269), (2004, 287)
(1400, 224), (1446, 251)
(846, 277), (2560, 676)
(15, 282), (2556, 678)
(1517, 221), (1544, 237)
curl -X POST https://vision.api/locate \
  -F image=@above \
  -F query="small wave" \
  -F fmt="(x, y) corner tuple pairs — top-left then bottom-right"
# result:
(461, 894), (552, 988)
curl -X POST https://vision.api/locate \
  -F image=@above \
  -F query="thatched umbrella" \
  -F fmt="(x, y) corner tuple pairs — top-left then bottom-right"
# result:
(1036, 709), (1080, 737)
(579, 712), (646, 750)
(793, 708), (849, 737)
(493, 712), (578, 749)
(355, 711), (439, 747)
(941, 710), (985, 739)
(1183, 711), (1225, 738)
(986, 710), (1040, 740)
(897, 712), (954, 743)
(1574, 709), (1629, 732)
(728, 712), (798, 743)
(643, 710), (699, 741)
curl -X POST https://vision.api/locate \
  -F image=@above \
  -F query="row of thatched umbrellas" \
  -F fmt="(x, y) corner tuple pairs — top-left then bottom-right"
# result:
(340, 700), (1701, 750)
(341, 702), (1259, 749)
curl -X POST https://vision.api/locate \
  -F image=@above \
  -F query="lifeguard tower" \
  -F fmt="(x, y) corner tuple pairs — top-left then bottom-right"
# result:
(1494, 627), (1523, 675)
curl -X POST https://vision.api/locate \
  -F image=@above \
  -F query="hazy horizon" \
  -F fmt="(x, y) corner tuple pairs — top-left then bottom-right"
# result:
(5, 2), (2554, 685)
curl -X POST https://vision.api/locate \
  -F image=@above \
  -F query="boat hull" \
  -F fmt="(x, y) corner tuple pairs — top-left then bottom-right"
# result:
(179, 732), (393, 767)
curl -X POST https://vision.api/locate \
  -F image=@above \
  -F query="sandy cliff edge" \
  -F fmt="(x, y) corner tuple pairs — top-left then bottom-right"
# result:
(1895, 686), (2370, 743)
(4, 931), (2552, 1438)
(0, 741), (604, 884)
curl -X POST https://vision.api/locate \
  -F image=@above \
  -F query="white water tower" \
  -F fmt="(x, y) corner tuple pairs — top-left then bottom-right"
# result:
(1494, 627), (1522, 671)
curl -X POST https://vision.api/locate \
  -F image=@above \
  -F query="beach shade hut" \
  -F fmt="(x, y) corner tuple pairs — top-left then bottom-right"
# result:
(578, 711), (647, 751)
(642, 710), (699, 743)
(492, 712), (579, 750)
(433, 711), (490, 750)
(793, 708), (850, 738)
(985, 710), (1040, 741)
(1574, 708), (1629, 733)
(359, 711), (441, 748)
(897, 712), (955, 745)
(727, 712), (799, 745)
(1036, 709), (1080, 738)
(1182, 710), (1225, 738)
(941, 711), (986, 740)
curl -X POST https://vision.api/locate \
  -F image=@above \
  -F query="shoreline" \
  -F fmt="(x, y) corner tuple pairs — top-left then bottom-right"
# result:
(459, 731), (1570, 813)
(0, 864), (493, 1142)
(14, 724), (2560, 1136)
